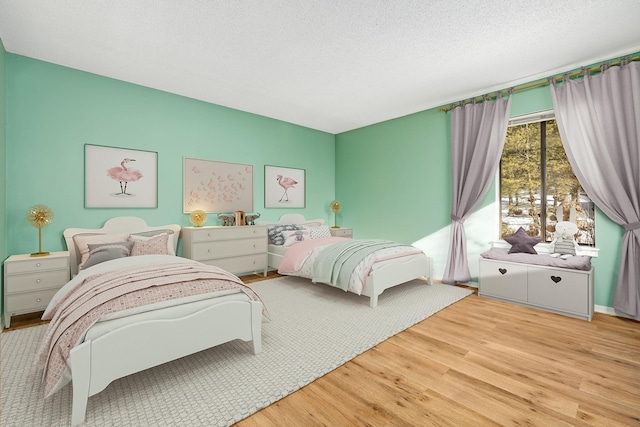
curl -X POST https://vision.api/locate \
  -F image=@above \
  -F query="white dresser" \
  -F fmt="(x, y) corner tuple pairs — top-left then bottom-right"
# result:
(4, 251), (70, 328)
(329, 227), (352, 238)
(478, 258), (594, 321)
(182, 225), (268, 277)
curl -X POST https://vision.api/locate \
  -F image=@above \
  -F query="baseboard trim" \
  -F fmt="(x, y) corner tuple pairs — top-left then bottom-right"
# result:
(595, 305), (634, 319)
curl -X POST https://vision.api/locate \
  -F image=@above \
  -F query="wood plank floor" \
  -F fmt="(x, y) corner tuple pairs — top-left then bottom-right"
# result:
(4, 272), (639, 426)
(236, 281), (640, 427)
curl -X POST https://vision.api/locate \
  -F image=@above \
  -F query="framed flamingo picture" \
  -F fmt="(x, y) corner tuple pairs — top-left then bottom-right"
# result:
(264, 165), (305, 208)
(84, 144), (158, 208)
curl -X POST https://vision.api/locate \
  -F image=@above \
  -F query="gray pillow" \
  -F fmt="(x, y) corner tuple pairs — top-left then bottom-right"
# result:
(267, 224), (301, 245)
(82, 241), (134, 270)
(504, 227), (540, 254)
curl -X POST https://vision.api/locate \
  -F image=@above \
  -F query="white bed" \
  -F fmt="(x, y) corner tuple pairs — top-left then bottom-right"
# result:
(263, 214), (433, 308)
(44, 217), (263, 426)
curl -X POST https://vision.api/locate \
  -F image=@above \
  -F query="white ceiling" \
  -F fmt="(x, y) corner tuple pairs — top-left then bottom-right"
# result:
(1, 1), (639, 134)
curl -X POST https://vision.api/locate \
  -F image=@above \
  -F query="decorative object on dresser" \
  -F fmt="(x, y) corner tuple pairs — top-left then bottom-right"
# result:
(245, 212), (261, 225)
(218, 212), (236, 226)
(26, 204), (54, 257)
(264, 165), (305, 208)
(85, 144), (158, 208)
(329, 199), (342, 228)
(183, 157), (254, 214)
(329, 227), (352, 238)
(3, 251), (70, 327)
(235, 210), (246, 226)
(182, 225), (268, 276)
(188, 209), (207, 227)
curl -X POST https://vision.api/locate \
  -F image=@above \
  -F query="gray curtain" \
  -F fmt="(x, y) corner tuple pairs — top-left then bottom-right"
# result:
(442, 93), (512, 285)
(550, 59), (640, 320)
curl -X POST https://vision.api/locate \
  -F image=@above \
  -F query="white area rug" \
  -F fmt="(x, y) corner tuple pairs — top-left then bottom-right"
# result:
(1, 276), (472, 427)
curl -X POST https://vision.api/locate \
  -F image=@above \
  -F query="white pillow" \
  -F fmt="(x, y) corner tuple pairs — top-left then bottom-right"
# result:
(303, 225), (332, 239)
(129, 232), (175, 256)
(282, 229), (312, 247)
(73, 233), (131, 270)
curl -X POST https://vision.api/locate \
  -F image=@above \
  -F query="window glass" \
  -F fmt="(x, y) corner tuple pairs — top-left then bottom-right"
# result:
(500, 117), (595, 245)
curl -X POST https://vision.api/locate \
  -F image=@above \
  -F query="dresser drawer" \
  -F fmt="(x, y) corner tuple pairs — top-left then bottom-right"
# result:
(189, 226), (266, 242)
(5, 270), (69, 293)
(478, 259), (528, 302)
(6, 288), (59, 313)
(201, 254), (267, 275)
(190, 237), (267, 261)
(5, 256), (69, 274)
(527, 268), (589, 315)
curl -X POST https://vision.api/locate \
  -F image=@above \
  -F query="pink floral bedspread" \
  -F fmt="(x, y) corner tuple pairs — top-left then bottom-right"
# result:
(36, 261), (264, 398)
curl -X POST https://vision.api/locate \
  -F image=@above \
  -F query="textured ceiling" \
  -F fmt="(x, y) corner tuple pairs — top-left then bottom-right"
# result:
(1, 1), (639, 134)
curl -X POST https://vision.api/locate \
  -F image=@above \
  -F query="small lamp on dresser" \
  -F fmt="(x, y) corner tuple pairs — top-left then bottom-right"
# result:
(189, 210), (208, 227)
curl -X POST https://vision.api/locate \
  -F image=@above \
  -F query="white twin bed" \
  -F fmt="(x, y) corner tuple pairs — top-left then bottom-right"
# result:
(39, 217), (264, 426)
(263, 214), (433, 308)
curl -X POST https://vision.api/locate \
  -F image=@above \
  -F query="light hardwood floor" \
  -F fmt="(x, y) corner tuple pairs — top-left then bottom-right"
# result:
(236, 282), (640, 427)
(4, 273), (639, 426)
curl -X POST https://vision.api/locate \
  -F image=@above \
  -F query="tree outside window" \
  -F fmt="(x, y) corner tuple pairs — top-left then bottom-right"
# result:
(500, 118), (595, 245)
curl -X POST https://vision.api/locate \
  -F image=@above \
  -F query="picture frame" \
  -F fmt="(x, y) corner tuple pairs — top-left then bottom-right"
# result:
(85, 144), (158, 208)
(183, 157), (254, 213)
(264, 165), (305, 208)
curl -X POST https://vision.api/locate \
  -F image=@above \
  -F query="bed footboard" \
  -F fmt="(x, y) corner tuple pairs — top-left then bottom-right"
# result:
(363, 254), (433, 307)
(69, 299), (262, 425)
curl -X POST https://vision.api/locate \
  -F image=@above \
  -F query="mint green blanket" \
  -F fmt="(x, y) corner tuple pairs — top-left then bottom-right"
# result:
(312, 239), (404, 291)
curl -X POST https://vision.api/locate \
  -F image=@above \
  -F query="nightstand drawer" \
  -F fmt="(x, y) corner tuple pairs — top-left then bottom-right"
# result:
(330, 228), (352, 238)
(6, 288), (59, 313)
(5, 270), (70, 293)
(5, 256), (69, 274)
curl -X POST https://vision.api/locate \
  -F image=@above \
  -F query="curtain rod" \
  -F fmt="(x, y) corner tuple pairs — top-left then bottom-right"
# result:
(439, 53), (640, 113)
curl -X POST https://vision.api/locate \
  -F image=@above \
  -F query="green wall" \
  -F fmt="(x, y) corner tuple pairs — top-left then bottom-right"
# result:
(4, 54), (336, 259)
(336, 85), (623, 309)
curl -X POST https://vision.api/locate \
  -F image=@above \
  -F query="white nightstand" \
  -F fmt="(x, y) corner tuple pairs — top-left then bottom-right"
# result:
(4, 251), (70, 328)
(330, 227), (353, 238)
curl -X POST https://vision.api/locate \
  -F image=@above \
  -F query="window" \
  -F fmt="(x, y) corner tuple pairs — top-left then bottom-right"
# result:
(499, 112), (595, 245)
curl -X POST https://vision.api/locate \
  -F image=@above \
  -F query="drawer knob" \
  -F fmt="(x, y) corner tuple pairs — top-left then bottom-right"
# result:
(498, 268), (507, 275)
(207, 233), (213, 237)
(36, 263), (41, 267)
(36, 298), (41, 303)
(36, 279), (41, 284)
(208, 249), (213, 253)
(551, 276), (562, 283)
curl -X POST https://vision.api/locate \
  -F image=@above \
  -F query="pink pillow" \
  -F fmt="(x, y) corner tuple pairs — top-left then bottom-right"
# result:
(130, 233), (170, 256)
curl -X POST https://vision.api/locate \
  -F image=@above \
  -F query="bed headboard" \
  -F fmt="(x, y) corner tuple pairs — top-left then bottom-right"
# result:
(261, 214), (325, 227)
(63, 216), (181, 276)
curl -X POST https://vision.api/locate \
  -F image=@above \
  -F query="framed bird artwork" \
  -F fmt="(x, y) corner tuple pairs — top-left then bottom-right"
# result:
(264, 165), (306, 208)
(84, 144), (158, 208)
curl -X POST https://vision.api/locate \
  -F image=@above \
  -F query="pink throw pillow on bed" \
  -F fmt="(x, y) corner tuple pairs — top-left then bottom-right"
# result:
(129, 233), (170, 256)
(282, 229), (311, 247)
